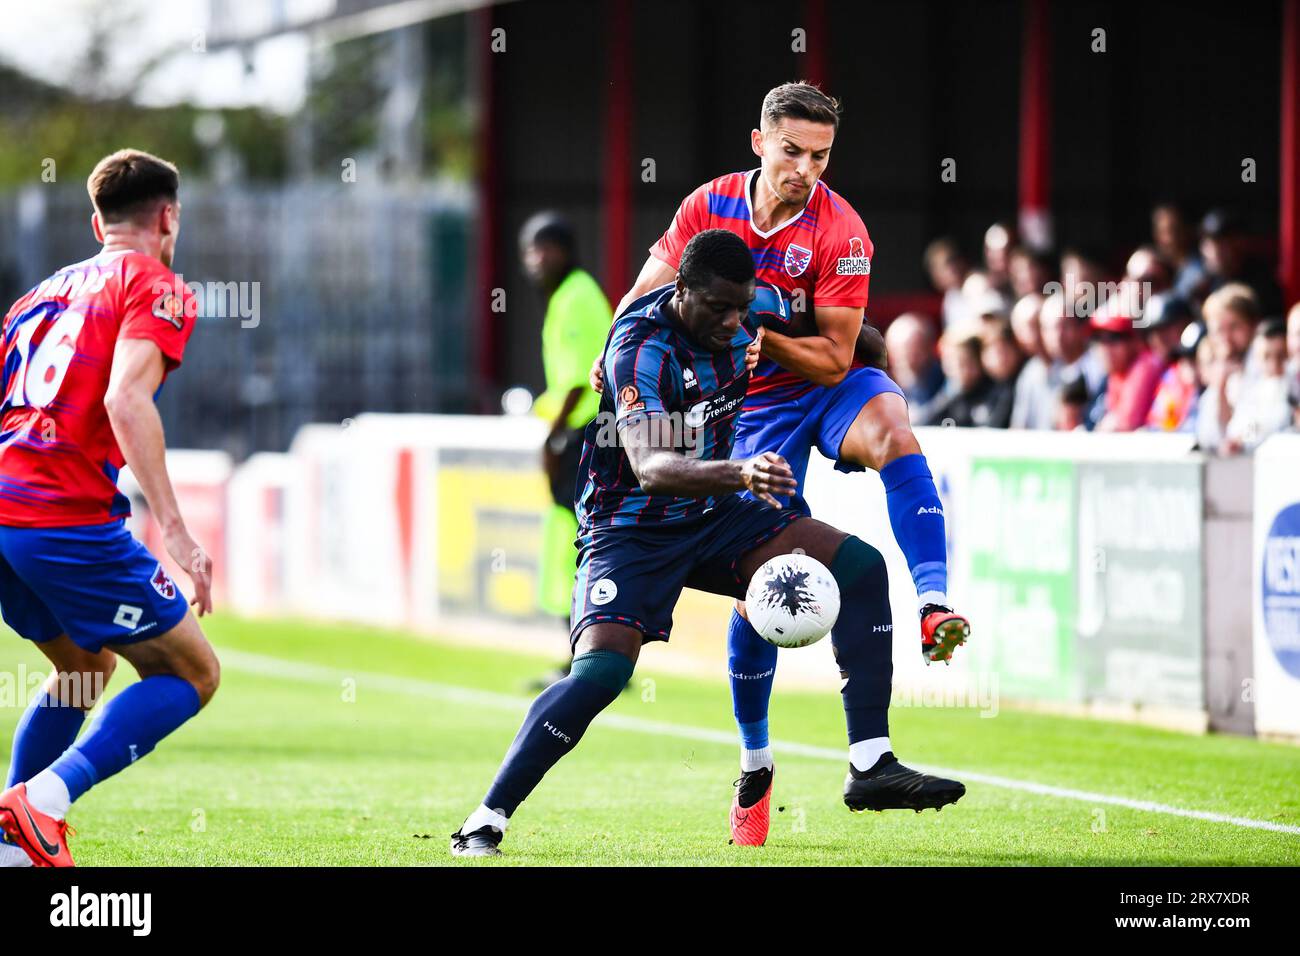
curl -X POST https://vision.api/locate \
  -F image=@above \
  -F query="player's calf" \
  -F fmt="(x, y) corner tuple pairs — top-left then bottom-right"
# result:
(15, 613), (218, 840)
(452, 624), (639, 857)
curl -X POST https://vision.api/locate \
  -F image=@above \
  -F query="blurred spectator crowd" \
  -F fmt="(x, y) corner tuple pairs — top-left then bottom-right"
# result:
(888, 205), (1300, 454)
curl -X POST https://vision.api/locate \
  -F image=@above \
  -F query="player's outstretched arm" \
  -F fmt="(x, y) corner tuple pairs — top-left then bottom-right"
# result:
(104, 337), (213, 615)
(622, 416), (797, 507)
(758, 305), (864, 386)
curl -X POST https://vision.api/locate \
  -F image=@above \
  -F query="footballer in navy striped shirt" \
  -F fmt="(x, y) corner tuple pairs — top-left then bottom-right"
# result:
(451, 230), (963, 857)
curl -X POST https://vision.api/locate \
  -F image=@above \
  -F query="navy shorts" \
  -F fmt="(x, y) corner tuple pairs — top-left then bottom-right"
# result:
(733, 366), (904, 516)
(571, 495), (803, 646)
(0, 520), (190, 653)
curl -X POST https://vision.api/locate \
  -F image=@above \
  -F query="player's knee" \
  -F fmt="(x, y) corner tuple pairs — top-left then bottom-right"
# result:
(569, 648), (634, 695)
(193, 654), (221, 707)
(830, 535), (888, 592)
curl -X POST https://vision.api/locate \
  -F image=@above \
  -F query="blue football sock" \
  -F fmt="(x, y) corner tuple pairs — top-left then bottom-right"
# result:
(7, 691), (85, 789)
(829, 536), (894, 744)
(880, 453), (949, 606)
(483, 650), (633, 817)
(728, 609), (776, 752)
(48, 675), (200, 804)
(4, 690), (85, 843)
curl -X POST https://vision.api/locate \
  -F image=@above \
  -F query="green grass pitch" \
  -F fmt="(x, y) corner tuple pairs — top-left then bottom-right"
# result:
(1, 614), (1298, 865)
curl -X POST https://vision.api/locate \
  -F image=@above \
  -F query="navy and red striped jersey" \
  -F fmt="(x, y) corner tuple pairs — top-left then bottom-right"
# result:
(576, 282), (788, 530)
(650, 169), (873, 409)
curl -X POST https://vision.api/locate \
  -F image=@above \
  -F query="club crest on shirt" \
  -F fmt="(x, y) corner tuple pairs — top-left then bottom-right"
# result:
(784, 244), (813, 278)
(150, 564), (177, 600)
(618, 384), (644, 412)
(152, 292), (185, 330)
(837, 237), (871, 276)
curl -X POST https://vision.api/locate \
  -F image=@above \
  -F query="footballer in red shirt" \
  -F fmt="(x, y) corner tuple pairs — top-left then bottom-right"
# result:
(0, 150), (220, 867)
(610, 83), (971, 845)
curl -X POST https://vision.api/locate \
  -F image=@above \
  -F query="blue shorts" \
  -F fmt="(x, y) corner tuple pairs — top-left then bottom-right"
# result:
(733, 366), (904, 516)
(571, 495), (802, 647)
(0, 520), (189, 653)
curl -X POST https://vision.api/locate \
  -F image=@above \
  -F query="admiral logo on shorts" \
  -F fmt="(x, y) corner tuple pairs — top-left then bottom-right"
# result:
(837, 236), (872, 276)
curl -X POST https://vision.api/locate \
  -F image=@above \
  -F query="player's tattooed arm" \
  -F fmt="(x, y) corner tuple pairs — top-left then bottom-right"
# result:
(105, 337), (213, 615)
(622, 416), (797, 508)
(758, 305), (863, 386)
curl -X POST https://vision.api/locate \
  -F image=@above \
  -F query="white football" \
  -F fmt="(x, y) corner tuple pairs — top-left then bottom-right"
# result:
(745, 553), (840, 648)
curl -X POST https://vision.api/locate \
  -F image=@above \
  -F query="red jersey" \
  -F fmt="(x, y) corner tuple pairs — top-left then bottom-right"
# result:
(650, 169), (873, 406)
(0, 250), (196, 527)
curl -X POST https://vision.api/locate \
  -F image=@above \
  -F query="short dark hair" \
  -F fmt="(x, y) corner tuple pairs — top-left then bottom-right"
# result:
(87, 149), (179, 223)
(519, 211), (576, 258)
(1260, 318), (1287, 339)
(1060, 374), (1090, 406)
(679, 229), (755, 290)
(761, 81), (841, 131)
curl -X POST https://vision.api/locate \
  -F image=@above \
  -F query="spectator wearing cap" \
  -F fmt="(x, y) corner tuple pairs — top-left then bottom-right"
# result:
(1147, 321), (1205, 431)
(1011, 293), (1105, 429)
(1200, 208), (1284, 316)
(933, 331), (998, 427)
(885, 312), (947, 425)
(1143, 293), (1194, 364)
(1091, 306), (1165, 432)
(1224, 319), (1293, 453)
(924, 238), (972, 329)
(1152, 202), (1207, 303)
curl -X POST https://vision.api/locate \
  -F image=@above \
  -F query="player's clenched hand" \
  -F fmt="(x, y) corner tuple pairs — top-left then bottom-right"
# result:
(164, 525), (213, 616)
(745, 327), (764, 372)
(740, 452), (798, 508)
(589, 355), (605, 394)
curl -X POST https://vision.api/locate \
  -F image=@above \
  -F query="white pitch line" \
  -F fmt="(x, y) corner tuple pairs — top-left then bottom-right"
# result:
(220, 648), (1300, 837)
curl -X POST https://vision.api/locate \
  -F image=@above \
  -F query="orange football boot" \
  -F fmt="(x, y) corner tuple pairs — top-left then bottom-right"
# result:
(0, 783), (75, 868)
(920, 605), (970, 665)
(730, 765), (774, 846)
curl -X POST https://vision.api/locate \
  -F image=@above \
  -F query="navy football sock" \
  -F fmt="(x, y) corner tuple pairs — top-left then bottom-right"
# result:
(829, 536), (894, 743)
(727, 609), (776, 757)
(879, 454), (949, 607)
(48, 675), (200, 803)
(482, 650), (632, 817)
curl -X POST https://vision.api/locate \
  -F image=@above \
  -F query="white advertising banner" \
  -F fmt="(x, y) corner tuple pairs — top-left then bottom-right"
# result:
(1252, 433), (1300, 737)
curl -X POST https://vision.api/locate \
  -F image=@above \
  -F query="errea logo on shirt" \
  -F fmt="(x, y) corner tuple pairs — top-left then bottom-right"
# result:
(837, 236), (871, 276)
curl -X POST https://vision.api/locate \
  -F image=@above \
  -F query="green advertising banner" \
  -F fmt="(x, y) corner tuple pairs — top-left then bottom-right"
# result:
(967, 458), (1080, 702)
